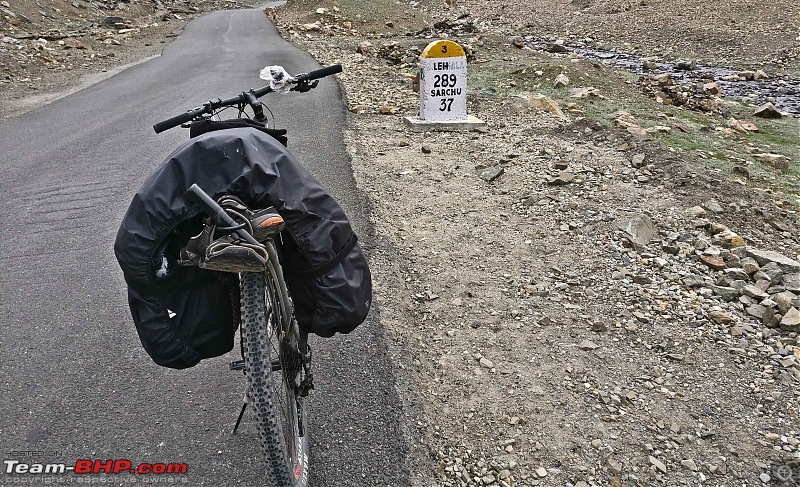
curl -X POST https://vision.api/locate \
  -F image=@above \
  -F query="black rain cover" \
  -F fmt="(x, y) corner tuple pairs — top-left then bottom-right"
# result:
(115, 127), (371, 354)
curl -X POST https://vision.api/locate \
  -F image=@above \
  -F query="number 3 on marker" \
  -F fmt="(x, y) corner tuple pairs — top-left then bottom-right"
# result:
(439, 98), (454, 111)
(441, 45), (448, 53)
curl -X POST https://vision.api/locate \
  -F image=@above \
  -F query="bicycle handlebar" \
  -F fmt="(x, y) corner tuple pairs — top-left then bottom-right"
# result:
(153, 108), (206, 134)
(296, 64), (342, 83)
(153, 64), (342, 134)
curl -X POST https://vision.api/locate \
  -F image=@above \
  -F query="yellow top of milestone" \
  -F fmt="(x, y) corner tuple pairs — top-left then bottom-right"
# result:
(420, 40), (465, 59)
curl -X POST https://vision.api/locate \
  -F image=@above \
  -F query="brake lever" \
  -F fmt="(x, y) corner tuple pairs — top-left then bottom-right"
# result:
(291, 80), (319, 93)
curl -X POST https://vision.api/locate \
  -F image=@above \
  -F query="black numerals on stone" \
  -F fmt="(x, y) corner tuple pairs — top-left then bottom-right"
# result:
(433, 74), (458, 88)
(439, 98), (454, 112)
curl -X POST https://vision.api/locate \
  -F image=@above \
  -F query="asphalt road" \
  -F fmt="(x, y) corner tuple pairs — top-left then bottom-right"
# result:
(0, 8), (412, 486)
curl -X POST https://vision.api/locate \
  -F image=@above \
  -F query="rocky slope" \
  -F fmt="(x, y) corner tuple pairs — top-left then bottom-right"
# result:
(272, 1), (800, 486)
(0, 0), (241, 117)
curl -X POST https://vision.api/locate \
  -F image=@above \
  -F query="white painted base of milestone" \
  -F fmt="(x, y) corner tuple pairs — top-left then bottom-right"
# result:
(403, 115), (487, 132)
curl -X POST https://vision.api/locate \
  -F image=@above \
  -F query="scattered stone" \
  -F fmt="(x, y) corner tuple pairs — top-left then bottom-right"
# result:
(727, 118), (759, 132)
(675, 60), (696, 70)
(356, 40), (373, 54)
(711, 285), (740, 301)
(525, 94), (566, 118)
(578, 339), (600, 350)
(631, 153), (646, 168)
(681, 459), (699, 471)
(301, 22), (323, 32)
(511, 36), (525, 48)
(662, 243), (680, 255)
(614, 111), (639, 129)
(783, 273), (800, 292)
(649, 456), (667, 473)
(740, 258), (760, 275)
(552, 160), (569, 170)
(780, 308), (800, 331)
(102, 16), (128, 28)
(707, 310), (736, 325)
(546, 172), (574, 185)
(652, 73), (674, 86)
(703, 82), (721, 95)
(713, 229), (745, 249)
(627, 124), (672, 136)
(553, 73), (570, 87)
(535, 467), (548, 477)
(688, 206), (707, 217)
(742, 285), (769, 300)
(569, 87), (601, 98)
(479, 166), (504, 182)
(738, 70), (756, 80)
(703, 199), (724, 213)
(62, 38), (89, 49)
(642, 59), (658, 70)
(753, 153), (790, 170)
(724, 268), (750, 281)
(771, 291), (800, 314)
(745, 248), (800, 271)
(754, 69), (769, 80)
(700, 255), (726, 270)
(754, 102), (782, 118)
(770, 219), (790, 232)
(733, 165), (750, 178)
(421, 145), (432, 154)
(616, 215), (656, 250)
(545, 42), (568, 53)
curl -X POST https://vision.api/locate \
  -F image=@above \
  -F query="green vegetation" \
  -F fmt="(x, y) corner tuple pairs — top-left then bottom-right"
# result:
(465, 45), (800, 205)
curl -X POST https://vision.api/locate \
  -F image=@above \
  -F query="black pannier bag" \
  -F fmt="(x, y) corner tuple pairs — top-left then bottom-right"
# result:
(115, 126), (372, 369)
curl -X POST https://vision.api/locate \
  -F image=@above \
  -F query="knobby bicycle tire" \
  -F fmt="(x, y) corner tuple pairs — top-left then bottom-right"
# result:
(240, 244), (310, 487)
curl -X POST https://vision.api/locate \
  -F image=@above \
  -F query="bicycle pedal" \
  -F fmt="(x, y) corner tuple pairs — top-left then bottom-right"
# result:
(229, 359), (245, 371)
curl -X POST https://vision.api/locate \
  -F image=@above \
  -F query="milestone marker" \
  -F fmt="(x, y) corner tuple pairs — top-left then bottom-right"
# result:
(419, 40), (467, 121)
(403, 40), (486, 132)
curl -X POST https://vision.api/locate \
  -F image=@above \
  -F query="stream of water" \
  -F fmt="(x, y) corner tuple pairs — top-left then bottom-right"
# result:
(524, 39), (800, 118)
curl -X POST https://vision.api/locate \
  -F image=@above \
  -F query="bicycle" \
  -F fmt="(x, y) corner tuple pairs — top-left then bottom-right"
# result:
(151, 64), (343, 487)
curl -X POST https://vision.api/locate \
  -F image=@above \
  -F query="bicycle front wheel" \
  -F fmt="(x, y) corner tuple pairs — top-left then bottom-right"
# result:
(240, 254), (309, 486)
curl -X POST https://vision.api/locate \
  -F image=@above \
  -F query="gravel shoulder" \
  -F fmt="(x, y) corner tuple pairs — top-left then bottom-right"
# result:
(273, 1), (800, 486)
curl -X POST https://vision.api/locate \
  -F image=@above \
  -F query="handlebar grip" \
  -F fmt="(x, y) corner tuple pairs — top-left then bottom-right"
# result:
(298, 64), (342, 82)
(153, 109), (203, 134)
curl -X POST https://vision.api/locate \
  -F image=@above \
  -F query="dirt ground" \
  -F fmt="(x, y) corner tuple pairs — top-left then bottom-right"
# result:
(273, 1), (800, 486)
(3, 0), (800, 486)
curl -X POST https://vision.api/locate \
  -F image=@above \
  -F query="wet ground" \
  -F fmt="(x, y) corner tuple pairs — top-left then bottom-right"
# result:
(525, 38), (800, 117)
